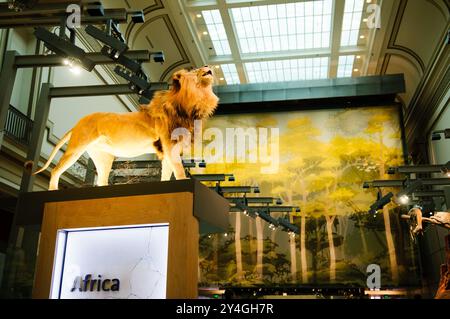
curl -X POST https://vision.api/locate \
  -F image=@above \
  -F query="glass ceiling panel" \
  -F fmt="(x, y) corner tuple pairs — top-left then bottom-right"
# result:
(341, 0), (364, 47)
(231, 0), (333, 54)
(245, 57), (329, 83)
(337, 55), (355, 77)
(202, 10), (232, 55)
(220, 64), (240, 85)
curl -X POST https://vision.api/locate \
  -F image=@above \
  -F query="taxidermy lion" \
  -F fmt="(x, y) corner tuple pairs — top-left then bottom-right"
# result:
(31, 66), (219, 190)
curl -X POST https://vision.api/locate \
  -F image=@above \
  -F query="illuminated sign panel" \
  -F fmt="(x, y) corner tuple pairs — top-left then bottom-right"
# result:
(50, 224), (169, 299)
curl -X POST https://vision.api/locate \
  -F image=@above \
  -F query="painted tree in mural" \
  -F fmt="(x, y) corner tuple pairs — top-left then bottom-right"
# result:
(196, 107), (408, 287)
(324, 109), (404, 284)
(260, 237), (290, 283)
(304, 216), (328, 283)
(317, 134), (375, 281)
(196, 115), (273, 283)
(271, 116), (324, 283)
(363, 112), (404, 284)
(199, 232), (222, 284)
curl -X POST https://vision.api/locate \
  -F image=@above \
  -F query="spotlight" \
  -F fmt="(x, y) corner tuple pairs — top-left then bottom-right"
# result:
(228, 175), (236, 182)
(198, 160), (207, 168)
(432, 132), (442, 141)
(86, 2), (105, 17)
(253, 187), (260, 194)
(130, 10), (145, 23)
(151, 52), (165, 63)
(277, 217), (300, 234)
(224, 233), (228, 237)
(276, 199), (283, 205)
(432, 129), (450, 140)
(397, 195), (410, 205)
(34, 27), (95, 72)
(395, 179), (423, 205)
(369, 192), (393, 214)
(387, 167), (396, 175)
(363, 182), (371, 189)
(258, 211), (279, 228)
(85, 25), (128, 56)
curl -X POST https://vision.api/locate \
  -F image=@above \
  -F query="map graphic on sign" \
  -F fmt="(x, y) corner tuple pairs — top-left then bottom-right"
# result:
(50, 224), (169, 299)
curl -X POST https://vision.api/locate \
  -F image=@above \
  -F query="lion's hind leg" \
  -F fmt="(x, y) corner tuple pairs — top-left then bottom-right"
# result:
(87, 149), (115, 187)
(49, 146), (87, 190)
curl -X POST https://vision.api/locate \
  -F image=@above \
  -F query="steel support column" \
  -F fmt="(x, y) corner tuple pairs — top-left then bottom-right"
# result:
(20, 83), (52, 192)
(0, 51), (18, 150)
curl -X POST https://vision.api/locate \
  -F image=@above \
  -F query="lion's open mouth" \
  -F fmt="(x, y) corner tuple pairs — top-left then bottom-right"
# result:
(203, 70), (213, 76)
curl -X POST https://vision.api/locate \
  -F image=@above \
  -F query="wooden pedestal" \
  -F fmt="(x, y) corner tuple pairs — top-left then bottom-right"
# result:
(14, 180), (229, 299)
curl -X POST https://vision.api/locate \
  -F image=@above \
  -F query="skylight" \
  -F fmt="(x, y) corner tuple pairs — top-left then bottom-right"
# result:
(202, 10), (232, 55)
(337, 55), (355, 77)
(220, 64), (240, 85)
(341, 0), (364, 47)
(245, 57), (329, 83)
(231, 0), (333, 54)
(185, 0), (374, 85)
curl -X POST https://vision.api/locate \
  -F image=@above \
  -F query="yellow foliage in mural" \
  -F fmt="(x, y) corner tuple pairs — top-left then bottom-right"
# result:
(196, 106), (419, 287)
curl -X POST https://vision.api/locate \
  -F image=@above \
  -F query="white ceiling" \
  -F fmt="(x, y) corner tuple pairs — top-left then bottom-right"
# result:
(177, 0), (380, 85)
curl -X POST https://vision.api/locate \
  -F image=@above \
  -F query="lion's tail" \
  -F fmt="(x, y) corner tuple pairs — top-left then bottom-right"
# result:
(30, 131), (72, 175)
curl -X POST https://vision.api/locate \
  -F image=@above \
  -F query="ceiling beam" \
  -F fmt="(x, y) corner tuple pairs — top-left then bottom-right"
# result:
(329, 0), (345, 78)
(215, 73), (405, 105)
(216, 0), (248, 84)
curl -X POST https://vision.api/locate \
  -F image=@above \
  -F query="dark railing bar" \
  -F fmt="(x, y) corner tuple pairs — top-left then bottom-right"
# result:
(5, 105), (34, 146)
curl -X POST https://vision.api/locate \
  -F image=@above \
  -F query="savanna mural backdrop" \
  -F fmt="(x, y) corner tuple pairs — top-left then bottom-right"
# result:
(192, 106), (421, 288)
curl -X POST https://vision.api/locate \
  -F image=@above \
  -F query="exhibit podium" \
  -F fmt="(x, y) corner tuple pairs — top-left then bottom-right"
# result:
(12, 179), (229, 299)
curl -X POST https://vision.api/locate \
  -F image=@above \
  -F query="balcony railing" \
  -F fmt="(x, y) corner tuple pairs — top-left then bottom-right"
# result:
(5, 105), (33, 146)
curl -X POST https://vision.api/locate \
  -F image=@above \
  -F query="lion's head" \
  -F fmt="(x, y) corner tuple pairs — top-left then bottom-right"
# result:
(143, 66), (219, 126)
(172, 66), (215, 91)
(168, 66), (219, 119)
